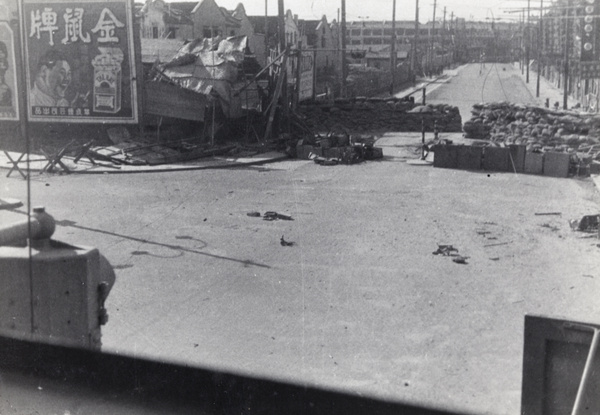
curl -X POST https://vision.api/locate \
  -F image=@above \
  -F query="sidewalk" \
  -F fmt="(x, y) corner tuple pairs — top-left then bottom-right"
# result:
(512, 62), (580, 109)
(393, 65), (468, 102)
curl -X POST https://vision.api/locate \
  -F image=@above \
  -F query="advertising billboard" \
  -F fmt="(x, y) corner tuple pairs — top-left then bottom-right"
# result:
(23, 0), (137, 123)
(0, 20), (18, 120)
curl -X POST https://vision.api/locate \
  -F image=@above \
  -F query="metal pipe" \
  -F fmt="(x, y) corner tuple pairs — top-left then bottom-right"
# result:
(571, 328), (600, 415)
(0, 207), (56, 246)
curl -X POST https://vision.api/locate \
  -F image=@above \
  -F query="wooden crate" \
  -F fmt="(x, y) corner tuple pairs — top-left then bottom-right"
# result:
(483, 146), (510, 172)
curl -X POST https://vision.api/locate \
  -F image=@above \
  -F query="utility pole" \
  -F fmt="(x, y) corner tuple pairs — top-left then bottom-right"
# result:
(390, 0), (397, 94)
(277, 0), (288, 130)
(563, 0), (570, 109)
(264, 0), (269, 66)
(526, 0), (530, 83)
(442, 6), (446, 65)
(431, 0), (437, 75)
(520, 11), (524, 73)
(412, 0), (419, 79)
(536, 0), (543, 98)
(341, 0), (347, 97)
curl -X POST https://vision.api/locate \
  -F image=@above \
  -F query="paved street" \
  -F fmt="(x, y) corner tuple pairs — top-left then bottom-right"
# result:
(2, 63), (600, 415)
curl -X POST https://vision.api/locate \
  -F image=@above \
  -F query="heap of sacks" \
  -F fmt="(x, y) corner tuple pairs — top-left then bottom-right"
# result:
(298, 99), (463, 134)
(463, 102), (600, 151)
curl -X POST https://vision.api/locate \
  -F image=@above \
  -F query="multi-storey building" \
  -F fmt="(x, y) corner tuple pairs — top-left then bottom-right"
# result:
(537, 0), (600, 110)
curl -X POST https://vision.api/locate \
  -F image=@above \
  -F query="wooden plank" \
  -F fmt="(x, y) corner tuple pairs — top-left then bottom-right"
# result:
(144, 82), (207, 122)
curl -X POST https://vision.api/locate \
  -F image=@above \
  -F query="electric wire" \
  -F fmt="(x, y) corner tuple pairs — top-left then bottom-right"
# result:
(494, 62), (510, 101)
(480, 61), (497, 102)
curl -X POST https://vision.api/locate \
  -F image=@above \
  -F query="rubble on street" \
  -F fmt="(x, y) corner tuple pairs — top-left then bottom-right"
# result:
(430, 101), (600, 177)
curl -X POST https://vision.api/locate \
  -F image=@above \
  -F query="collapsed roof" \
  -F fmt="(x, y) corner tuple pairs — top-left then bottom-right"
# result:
(150, 36), (260, 118)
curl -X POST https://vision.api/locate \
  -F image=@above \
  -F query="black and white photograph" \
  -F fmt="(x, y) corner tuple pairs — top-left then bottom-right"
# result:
(0, 18), (19, 120)
(1, 0), (600, 414)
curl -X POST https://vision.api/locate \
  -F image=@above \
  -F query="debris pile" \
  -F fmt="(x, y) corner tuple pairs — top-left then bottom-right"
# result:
(432, 244), (469, 264)
(463, 102), (600, 151)
(88, 140), (239, 166)
(293, 133), (383, 165)
(247, 211), (294, 221)
(298, 99), (462, 134)
(456, 102), (600, 176)
(569, 214), (599, 233)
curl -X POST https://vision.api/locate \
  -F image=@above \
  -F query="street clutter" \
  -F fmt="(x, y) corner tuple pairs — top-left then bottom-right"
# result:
(569, 214), (600, 233)
(293, 131), (384, 165)
(298, 99), (462, 134)
(432, 244), (469, 264)
(431, 101), (600, 177)
(247, 211), (294, 221)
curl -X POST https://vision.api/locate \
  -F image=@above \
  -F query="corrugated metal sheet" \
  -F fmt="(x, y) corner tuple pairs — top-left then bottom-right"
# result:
(150, 36), (254, 118)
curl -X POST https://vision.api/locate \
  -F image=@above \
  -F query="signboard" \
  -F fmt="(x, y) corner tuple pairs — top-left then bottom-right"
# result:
(297, 51), (314, 102)
(581, 0), (597, 61)
(268, 48), (314, 102)
(0, 21), (18, 120)
(580, 61), (600, 79)
(22, 0), (137, 123)
(145, 82), (206, 122)
(287, 51), (314, 102)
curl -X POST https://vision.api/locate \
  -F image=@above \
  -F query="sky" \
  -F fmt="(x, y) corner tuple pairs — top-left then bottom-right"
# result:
(207, 0), (533, 23)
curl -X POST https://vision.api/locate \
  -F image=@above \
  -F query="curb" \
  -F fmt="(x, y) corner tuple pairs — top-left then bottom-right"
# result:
(0, 152), (292, 176)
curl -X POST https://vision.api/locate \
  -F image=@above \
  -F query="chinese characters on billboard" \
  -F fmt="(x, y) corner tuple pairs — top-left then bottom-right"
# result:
(23, 0), (137, 123)
(0, 21), (19, 120)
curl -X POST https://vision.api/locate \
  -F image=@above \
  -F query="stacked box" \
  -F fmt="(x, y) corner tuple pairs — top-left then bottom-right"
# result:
(456, 145), (483, 170)
(483, 146), (510, 172)
(509, 144), (526, 173)
(433, 144), (459, 169)
(366, 147), (384, 160)
(543, 152), (570, 178)
(524, 152), (544, 175)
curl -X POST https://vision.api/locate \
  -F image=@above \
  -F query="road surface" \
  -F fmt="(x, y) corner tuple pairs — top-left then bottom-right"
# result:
(2, 63), (599, 415)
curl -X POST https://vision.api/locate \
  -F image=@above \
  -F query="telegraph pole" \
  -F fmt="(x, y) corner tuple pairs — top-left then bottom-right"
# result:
(442, 6), (446, 65)
(390, 0), (397, 94)
(536, 0), (543, 97)
(563, 0), (570, 109)
(277, 0), (288, 128)
(341, 0), (347, 97)
(264, 0), (268, 65)
(431, 0), (437, 75)
(526, 0), (530, 83)
(520, 11), (524, 73)
(412, 0), (420, 79)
